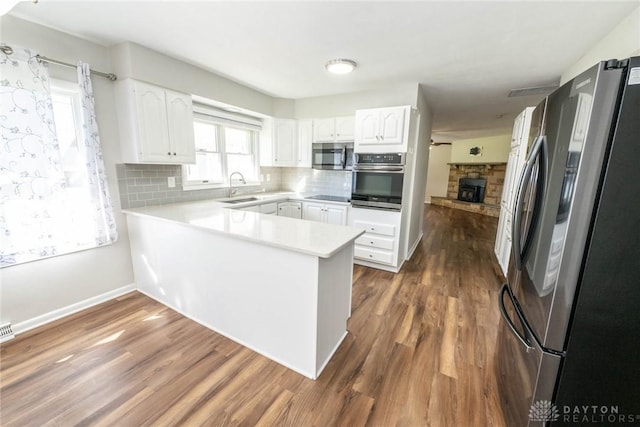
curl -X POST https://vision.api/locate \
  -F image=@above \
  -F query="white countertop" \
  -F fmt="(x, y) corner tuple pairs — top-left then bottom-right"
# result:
(122, 193), (364, 258)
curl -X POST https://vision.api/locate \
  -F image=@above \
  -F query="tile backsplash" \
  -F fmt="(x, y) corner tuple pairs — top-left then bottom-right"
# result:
(115, 164), (351, 209)
(116, 164), (282, 209)
(280, 168), (352, 197)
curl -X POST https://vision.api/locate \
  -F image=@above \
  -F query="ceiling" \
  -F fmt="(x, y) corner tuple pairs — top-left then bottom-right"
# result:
(8, 1), (639, 141)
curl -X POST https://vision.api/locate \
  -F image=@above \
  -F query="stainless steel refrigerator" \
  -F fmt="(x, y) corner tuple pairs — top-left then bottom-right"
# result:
(495, 57), (640, 426)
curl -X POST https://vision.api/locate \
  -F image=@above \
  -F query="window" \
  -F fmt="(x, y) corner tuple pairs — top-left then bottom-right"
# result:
(49, 82), (101, 246)
(1, 76), (116, 267)
(183, 110), (261, 190)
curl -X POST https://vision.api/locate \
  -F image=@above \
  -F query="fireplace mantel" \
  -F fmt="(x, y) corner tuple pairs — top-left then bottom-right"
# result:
(447, 162), (507, 169)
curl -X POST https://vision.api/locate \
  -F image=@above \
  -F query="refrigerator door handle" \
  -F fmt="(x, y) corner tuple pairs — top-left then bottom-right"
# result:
(512, 135), (548, 270)
(498, 283), (536, 352)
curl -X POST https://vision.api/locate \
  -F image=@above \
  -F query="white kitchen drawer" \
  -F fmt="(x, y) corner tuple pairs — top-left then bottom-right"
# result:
(354, 246), (394, 265)
(354, 220), (396, 237)
(355, 234), (394, 250)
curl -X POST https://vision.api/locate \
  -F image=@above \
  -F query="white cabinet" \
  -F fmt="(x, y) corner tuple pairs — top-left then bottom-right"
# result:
(278, 201), (302, 218)
(354, 106), (410, 153)
(312, 116), (355, 142)
(296, 120), (313, 167)
(259, 202), (278, 215)
(263, 119), (313, 168)
(302, 201), (348, 225)
(116, 79), (195, 164)
(273, 119), (297, 167)
(240, 205), (260, 213)
(501, 145), (522, 209)
(495, 106), (534, 276)
(349, 207), (402, 271)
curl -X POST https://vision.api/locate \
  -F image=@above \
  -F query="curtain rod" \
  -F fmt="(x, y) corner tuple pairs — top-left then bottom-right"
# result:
(0, 44), (118, 81)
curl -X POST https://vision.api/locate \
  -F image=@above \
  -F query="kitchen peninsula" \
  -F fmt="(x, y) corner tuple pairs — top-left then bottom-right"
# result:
(123, 195), (364, 379)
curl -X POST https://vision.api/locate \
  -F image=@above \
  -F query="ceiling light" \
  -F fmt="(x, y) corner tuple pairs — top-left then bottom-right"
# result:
(325, 59), (357, 75)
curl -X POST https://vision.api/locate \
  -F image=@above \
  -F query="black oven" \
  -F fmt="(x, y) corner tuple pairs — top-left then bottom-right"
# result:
(312, 143), (353, 170)
(351, 153), (405, 211)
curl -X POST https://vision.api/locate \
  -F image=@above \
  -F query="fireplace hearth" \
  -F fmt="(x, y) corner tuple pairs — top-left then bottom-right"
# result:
(458, 178), (486, 203)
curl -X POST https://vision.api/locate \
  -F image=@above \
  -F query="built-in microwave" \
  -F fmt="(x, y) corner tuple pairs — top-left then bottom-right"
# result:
(312, 143), (354, 170)
(351, 153), (405, 211)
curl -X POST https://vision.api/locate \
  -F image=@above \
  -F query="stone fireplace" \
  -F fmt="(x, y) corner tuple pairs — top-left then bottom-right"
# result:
(431, 163), (506, 217)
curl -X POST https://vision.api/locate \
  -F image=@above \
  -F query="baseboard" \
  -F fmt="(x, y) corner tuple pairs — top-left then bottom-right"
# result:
(315, 331), (348, 379)
(407, 232), (424, 259)
(12, 284), (137, 336)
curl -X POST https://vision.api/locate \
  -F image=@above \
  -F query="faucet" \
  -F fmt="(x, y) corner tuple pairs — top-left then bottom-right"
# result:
(228, 171), (246, 198)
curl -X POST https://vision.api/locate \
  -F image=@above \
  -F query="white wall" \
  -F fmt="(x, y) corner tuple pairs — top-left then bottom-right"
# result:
(110, 42), (275, 116)
(407, 88), (433, 253)
(0, 16), (135, 327)
(450, 134), (511, 164)
(561, 6), (640, 84)
(293, 83), (420, 118)
(425, 144), (452, 203)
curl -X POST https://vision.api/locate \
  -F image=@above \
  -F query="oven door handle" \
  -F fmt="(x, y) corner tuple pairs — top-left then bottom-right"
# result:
(353, 166), (405, 173)
(341, 146), (346, 168)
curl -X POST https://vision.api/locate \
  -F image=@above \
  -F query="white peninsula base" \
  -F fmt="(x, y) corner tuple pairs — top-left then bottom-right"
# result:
(126, 213), (356, 379)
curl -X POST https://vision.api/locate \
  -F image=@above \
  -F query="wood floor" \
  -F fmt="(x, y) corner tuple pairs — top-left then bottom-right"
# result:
(0, 205), (508, 426)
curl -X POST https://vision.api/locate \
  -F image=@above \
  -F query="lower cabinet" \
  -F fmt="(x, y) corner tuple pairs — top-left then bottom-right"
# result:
(240, 205), (260, 213)
(302, 201), (348, 225)
(278, 201), (302, 219)
(259, 202), (278, 215)
(349, 207), (402, 271)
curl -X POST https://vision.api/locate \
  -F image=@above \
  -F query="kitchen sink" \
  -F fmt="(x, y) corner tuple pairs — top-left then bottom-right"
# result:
(221, 197), (259, 204)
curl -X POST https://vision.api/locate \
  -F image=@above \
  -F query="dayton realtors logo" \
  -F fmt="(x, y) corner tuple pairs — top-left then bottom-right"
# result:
(529, 400), (560, 422)
(529, 401), (640, 424)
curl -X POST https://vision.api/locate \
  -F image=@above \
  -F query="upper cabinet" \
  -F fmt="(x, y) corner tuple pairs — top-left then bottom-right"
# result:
(273, 119), (297, 167)
(263, 118), (312, 168)
(312, 116), (355, 142)
(115, 79), (195, 164)
(354, 106), (410, 153)
(296, 120), (313, 168)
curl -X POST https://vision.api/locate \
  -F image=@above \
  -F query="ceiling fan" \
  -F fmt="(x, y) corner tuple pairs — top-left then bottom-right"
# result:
(430, 139), (452, 146)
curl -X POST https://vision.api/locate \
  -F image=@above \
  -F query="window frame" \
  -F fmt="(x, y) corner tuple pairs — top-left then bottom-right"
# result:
(182, 115), (261, 191)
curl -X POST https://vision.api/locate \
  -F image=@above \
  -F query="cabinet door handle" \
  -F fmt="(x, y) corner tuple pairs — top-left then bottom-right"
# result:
(167, 151), (171, 155)
(370, 227), (375, 231)
(173, 152), (177, 156)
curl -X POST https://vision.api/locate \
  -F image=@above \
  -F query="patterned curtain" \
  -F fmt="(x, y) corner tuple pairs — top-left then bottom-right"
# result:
(0, 47), (117, 267)
(0, 47), (66, 266)
(76, 62), (117, 246)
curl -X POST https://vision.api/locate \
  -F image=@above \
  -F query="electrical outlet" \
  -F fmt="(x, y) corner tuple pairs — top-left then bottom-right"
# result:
(261, 174), (265, 182)
(167, 176), (176, 188)
(267, 174), (271, 182)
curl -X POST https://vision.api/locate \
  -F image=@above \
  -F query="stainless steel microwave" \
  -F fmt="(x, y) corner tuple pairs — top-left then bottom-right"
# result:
(312, 143), (354, 170)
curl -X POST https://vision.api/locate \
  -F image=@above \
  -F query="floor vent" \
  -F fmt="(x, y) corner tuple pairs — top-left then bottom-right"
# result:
(0, 323), (15, 343)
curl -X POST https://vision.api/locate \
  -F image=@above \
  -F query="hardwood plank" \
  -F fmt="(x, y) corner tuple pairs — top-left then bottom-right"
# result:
(439, 296), (459, 379)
